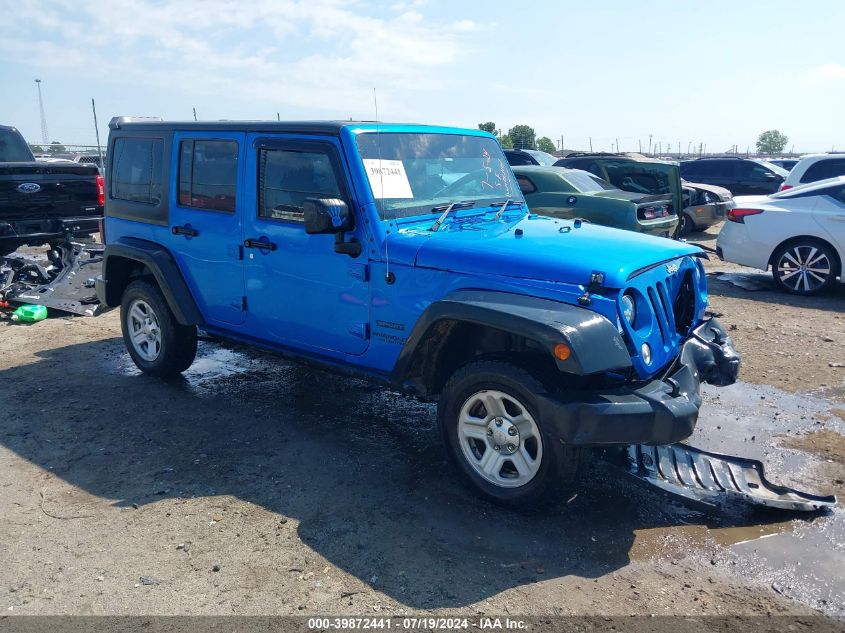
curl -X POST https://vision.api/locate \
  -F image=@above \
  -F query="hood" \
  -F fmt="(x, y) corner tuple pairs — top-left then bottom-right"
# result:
(388, 214), (702, 289)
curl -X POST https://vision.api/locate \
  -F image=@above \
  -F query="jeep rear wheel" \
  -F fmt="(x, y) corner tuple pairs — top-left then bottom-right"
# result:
(120, 280), (197, 377)
(438, 360), (581, 506)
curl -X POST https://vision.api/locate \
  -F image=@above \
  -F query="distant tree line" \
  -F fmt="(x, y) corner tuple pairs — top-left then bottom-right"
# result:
(478, 122), (556, 154)
(28, 141), (67, 154)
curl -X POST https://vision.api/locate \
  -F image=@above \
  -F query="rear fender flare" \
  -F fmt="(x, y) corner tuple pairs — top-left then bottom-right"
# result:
(100, 238), (202, 325)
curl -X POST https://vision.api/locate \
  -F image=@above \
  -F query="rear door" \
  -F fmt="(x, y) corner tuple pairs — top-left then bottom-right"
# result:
(241, 134), (370, 355)
(168, 132), (247, 326)
(812, 184), (845, 253)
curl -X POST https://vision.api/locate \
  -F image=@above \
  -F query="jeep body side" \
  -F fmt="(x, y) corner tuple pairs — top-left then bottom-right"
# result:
(96, 118), (739, 505)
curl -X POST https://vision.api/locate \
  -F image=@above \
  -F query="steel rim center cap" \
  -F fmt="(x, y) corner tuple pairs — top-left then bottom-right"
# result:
(487, 417), (519, 452)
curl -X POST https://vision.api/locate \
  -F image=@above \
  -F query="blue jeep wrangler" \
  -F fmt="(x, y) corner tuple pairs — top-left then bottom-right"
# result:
(96, 117), (740, 506)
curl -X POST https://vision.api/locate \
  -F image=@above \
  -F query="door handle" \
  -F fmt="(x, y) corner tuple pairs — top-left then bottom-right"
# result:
(244, 238), (277, 251)
(172, 225), (199, 237)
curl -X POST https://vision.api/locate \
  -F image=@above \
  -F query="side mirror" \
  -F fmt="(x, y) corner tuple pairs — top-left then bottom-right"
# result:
(303, 198), (353, 234)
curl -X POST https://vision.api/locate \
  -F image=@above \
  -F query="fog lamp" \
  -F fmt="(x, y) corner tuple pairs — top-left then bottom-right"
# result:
(641, 343), (652, 365)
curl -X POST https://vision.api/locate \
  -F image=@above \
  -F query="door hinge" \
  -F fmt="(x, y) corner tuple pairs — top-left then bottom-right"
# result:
(348, 262), (369, 282)
(349, 323), (370, 339)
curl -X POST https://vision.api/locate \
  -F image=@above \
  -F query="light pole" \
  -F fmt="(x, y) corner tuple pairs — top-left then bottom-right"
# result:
(35, 79), (49, 144)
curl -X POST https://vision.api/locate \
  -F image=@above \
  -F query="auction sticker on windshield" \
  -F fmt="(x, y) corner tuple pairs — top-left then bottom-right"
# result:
(362, 159), (413, 199)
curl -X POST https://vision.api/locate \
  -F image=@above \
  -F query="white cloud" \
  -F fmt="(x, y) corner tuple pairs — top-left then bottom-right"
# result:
(0, 0), (476, 117)
(806, 63), (845, 82)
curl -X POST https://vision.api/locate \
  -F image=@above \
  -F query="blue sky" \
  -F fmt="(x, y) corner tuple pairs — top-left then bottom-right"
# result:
(2, 0), (844, 152)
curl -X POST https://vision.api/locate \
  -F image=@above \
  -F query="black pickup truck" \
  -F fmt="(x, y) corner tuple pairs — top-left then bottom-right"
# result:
(0, 125), (104, 256)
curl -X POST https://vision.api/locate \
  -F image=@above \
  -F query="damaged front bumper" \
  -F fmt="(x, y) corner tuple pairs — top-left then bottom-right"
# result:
(627, 443), (837, 512)
(538, 318), (740, 446)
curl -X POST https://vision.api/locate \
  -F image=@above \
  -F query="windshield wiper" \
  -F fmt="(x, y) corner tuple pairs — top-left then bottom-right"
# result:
(430, 201), (474, 231)
(492, 199), (523, 220)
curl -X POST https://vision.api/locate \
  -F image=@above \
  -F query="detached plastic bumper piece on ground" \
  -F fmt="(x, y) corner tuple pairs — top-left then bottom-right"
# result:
(627, 443), (837, 512)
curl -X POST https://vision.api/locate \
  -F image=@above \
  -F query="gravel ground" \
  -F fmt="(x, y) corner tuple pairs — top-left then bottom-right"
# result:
(1, 224), (843, 619)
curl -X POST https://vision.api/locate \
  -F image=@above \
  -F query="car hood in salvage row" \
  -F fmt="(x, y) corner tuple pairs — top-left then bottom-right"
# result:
(389, 214), (702, 288)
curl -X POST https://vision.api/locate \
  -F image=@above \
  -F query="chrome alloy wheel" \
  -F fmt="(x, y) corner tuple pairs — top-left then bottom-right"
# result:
(776, 245), (832, 293)
(126, 299), (162, 362)
(457, 389), (543, 488)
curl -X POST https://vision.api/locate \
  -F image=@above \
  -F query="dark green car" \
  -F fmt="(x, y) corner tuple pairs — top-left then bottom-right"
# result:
(512, 166), (679, 236)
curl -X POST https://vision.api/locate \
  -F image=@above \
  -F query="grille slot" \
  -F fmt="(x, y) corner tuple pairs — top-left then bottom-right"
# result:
(647, 287), (670, 345)
(673, 271), (696, 335)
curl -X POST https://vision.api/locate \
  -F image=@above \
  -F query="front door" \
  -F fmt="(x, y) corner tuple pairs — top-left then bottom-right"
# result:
(241, 135), (370, 356)
(169, 132), (247, 325)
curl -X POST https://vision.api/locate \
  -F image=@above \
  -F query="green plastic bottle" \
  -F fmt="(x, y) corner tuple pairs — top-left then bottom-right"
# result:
(10, 304), (48, 323)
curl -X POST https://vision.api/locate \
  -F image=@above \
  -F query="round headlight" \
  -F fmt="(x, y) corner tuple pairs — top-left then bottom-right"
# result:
(641, 343), (652, 365)
(621, 294), (636, 325)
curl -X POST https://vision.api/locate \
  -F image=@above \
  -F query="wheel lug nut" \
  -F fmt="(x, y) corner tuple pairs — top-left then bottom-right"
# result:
(507, 444), (516, 453)
(486, 429), (493, 437)
(495, 419), (503, 427)
(493, 445), (500, 451)
(507, 427), (517, 436)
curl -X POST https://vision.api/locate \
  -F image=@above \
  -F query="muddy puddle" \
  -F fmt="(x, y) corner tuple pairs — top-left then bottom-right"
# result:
(114, 341), (845, 615)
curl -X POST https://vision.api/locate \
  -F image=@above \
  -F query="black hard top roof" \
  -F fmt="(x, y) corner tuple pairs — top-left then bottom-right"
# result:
(108, 117), (379, 135)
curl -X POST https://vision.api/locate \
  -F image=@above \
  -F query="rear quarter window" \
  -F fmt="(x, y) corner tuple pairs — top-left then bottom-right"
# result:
(108, 135), (168, 224)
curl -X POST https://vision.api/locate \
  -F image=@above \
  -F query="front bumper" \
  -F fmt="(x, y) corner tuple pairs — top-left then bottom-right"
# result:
(538, 318), (740, 446)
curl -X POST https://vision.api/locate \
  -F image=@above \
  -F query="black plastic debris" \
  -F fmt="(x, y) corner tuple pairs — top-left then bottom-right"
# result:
(0, 240), (103, 317)
(627, 443), (837, 512)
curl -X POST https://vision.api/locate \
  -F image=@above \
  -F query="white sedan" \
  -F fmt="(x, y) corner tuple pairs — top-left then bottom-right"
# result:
(717, 176), (845, 295)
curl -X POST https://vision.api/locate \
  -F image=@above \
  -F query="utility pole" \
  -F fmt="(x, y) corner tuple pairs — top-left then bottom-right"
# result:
(277, 112), (281, 121)
(638, 139), (642, 153)
(615, 138), (619, 154)
(589, 136), (593, 152)
(699, 142), (703, 158)
(648, 134), (653, 156)
(91, 98), (104, 173)
(192, 107), (198, 121)
(34, 79), (48, 144)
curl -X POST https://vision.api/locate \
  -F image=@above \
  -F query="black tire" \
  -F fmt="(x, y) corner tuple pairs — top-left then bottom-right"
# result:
(120, 279), (197, 377)
(438, 360), (581, 507)
(678, 213), (695, 237)
(771, 239), (839, 296)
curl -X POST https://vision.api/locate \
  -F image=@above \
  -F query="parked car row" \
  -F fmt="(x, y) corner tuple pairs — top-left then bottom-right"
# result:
(717, 176), (845, 295)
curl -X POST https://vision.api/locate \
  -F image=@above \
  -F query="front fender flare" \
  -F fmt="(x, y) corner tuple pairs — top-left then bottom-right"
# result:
(391, 290), (631, 384)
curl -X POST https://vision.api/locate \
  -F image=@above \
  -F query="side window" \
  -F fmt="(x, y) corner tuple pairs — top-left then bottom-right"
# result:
(802, 159), (845, 183)
(516, 175), (536, 194)
(111, 138), (163, 205)
(582, 161), (604, 178)
(178, 140), (238, 212)
(259, 148), (342, 222)
(506, 152), (532, 166)
(739, 161), (772, 181)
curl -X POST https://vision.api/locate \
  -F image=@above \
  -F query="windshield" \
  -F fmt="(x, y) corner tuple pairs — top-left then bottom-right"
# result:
(524, 150), (557, 166)
(0, 129), (35, 162)
(559, 169), (616, 192)
(355, 132), (520, 220)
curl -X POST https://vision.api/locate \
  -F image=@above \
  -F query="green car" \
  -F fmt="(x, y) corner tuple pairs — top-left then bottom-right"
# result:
(512, 165), (680, 237)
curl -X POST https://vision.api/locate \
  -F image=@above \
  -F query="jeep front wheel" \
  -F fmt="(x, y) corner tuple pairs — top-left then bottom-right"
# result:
(438, 360), (580, 506)
(120, 279), (198, 377)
